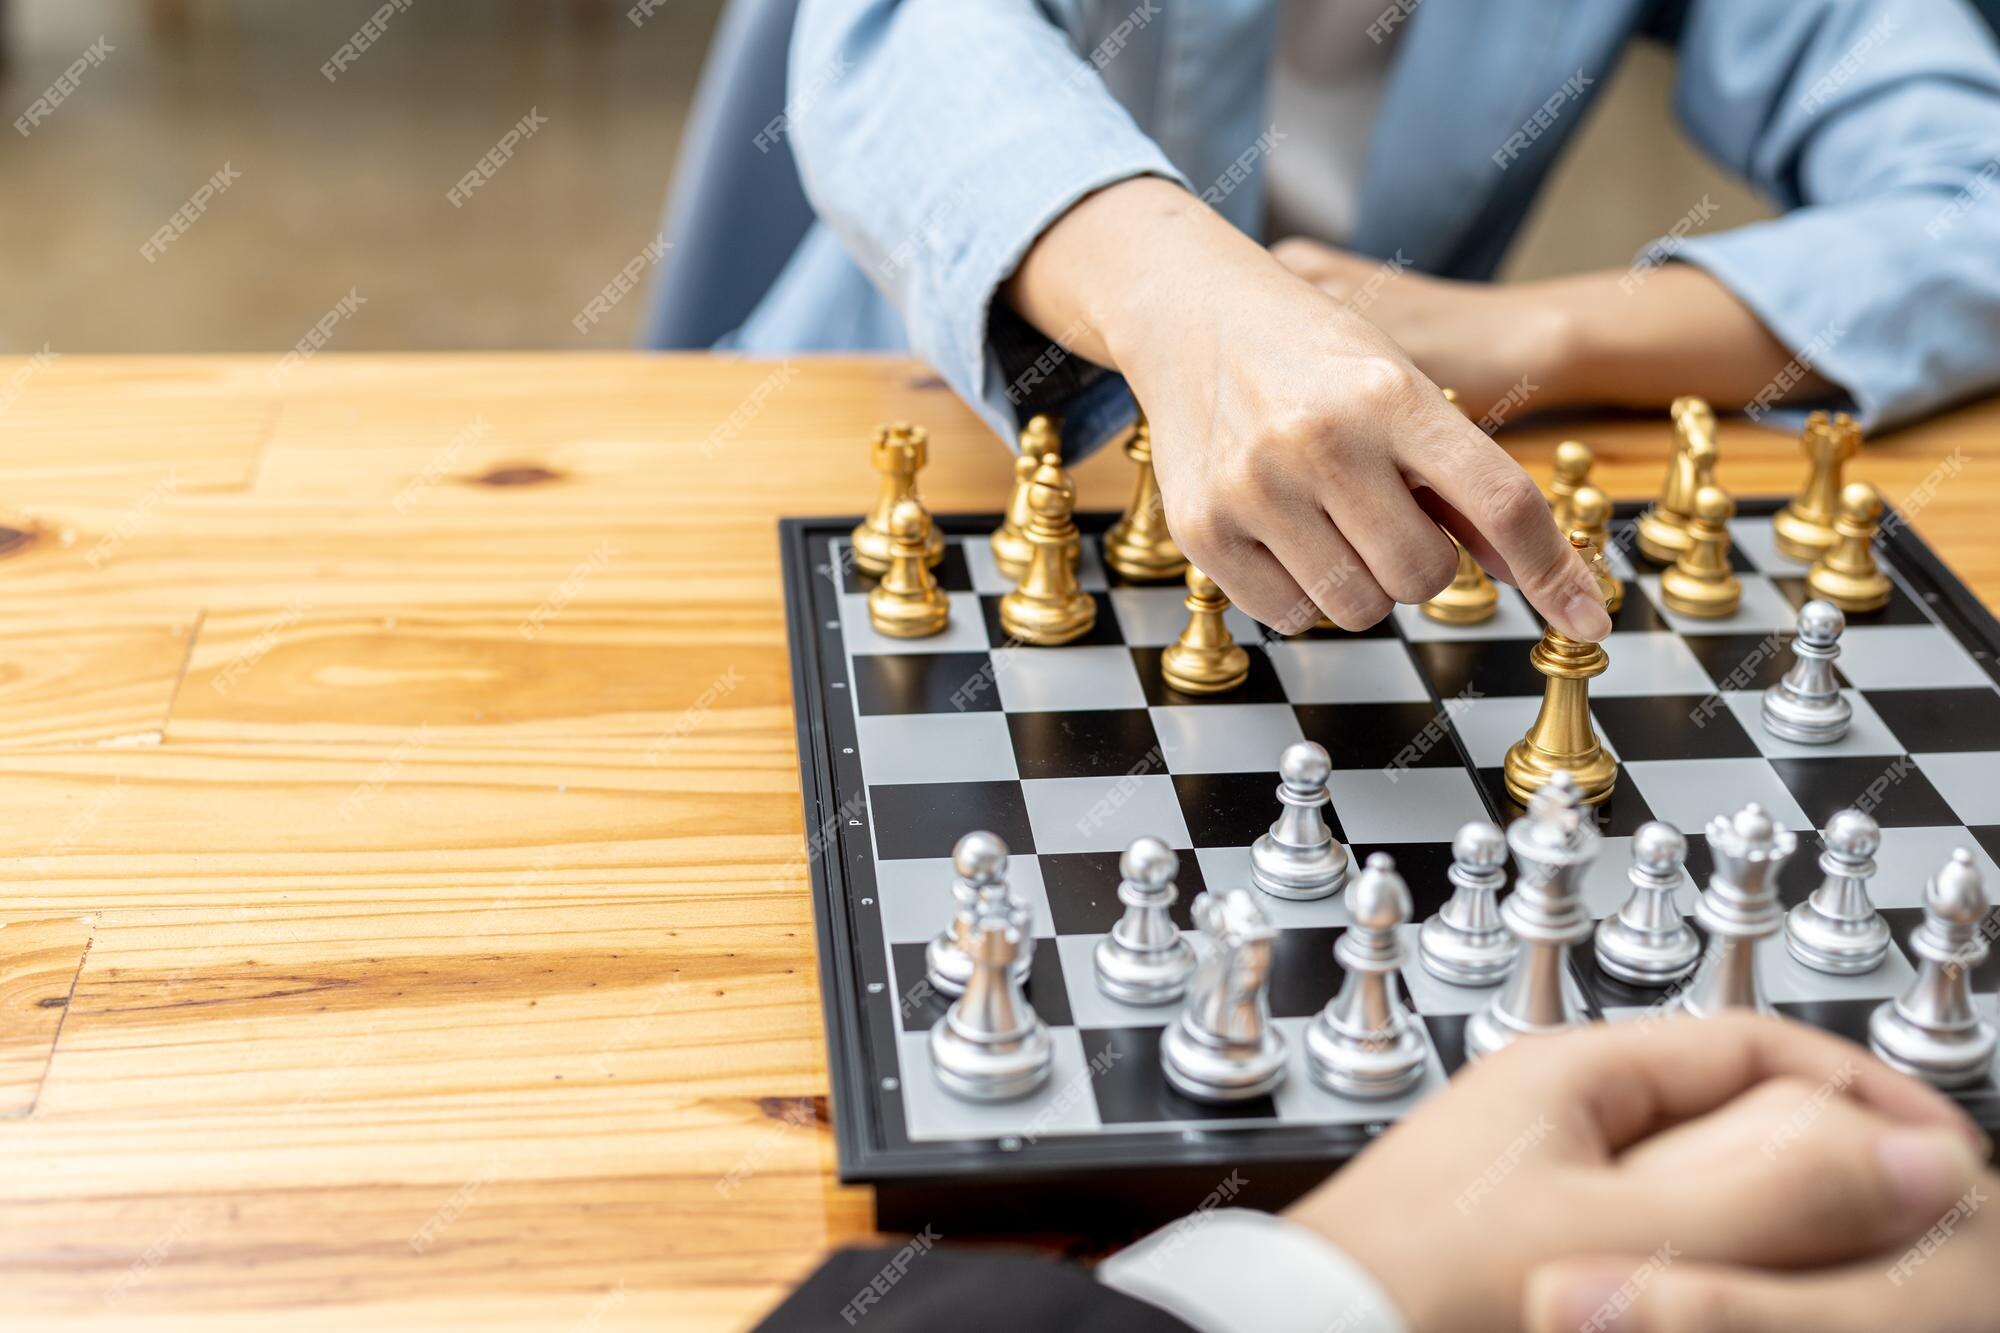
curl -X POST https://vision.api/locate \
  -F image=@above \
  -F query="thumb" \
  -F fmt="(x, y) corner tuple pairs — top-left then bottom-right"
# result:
(1524, 1254), (1938, 1333)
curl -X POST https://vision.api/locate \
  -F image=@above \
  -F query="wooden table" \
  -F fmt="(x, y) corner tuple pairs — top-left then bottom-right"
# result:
(1, 354), (1994, 1331)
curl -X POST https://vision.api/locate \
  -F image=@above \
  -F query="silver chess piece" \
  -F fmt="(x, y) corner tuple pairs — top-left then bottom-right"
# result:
(1250, 741), (1350, 900)
(1307, 852), (1429, 1097)
(1594, 821), (1701, 987)
(1094, 837), (1198, 1005)
(1161, 889), (1287, 1102)
(1419, 820), (1514, 987)
(1677, 804), (1795, 1018)
(1465, 773), (1598, 1060)
(926, 830), (1032, 997)
(1761, 600), (1852, 744)
(1786, 808), (1891, 975)
(1870, 849), (1998, 1088)
(928, 895), (1054, 1101)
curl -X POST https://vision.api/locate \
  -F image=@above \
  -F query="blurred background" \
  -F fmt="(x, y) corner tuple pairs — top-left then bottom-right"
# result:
(1, 0), (1992, 357)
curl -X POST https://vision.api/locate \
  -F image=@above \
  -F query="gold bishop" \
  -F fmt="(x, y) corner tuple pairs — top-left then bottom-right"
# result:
(1161, 565), (1249, 693)
(999, 457), (1097, 645)
(1103, 414), (1188, 581)
(1503, 528), (1619, 807)
(1774, 411), (1861, 562)
(853, 423), (943, 576)
(1806, 482), (1892, 613)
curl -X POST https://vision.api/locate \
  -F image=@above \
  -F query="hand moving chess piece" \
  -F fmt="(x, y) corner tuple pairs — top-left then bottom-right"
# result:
(1676, 803), (1795, 1018)
(1466, 773), (1597, 1059)
(1102, 414), (1187, 581)
(998, 456), (1097, 645)
(1503, 531), (1618, 806)
(1160, 889), (1287, 1102)
(1307, 852), (1429, 1097)
(867, 501), (951, 638)
(852, 423), (942, 575)
(926, 831), (1032, 997)
(1569, 484), (1622, 613)
(1762, 600), (1852, 743)
(1774, 411), (1861, 562)
(929, 895), (1054, 1101)
(1161, 565), (1249, 693)
(1419, 820), (1514, 987)
(1093, 837), (1197, 1005)
(1251, 741), (1349, 899)
(1660, 484), (1741, 618)
(1548, 439), (1594, 534)
(1594, 821), (1701, 986)
(1805, 481), (1892, 613)
(1869, 849), (1998, 1087)
(1786, 808), (1891, 975)
(1421, 539), (1498, 625)
(1636, 396), (1717, 564)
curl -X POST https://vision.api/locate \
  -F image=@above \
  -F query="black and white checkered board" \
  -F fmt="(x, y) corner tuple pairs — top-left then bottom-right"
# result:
(781, 500), (2000, 1232)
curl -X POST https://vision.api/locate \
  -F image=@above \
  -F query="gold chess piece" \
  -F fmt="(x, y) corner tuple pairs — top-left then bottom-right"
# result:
(1422, 540), (1499, 624)
(1103, 415), (1188, 582)
(1549, 440), (1594, 534)
(853, 423), (943, 576)
(1774, 411), (1861, 563)
(1635, 397), (1718, 565)
(1504, 529), (1619, 807)
(1161, 564), (1249, 694)
(999, 457), (1097, 645)
(991, 415), (1061, 580)
(1661, 485), (1741, 618)
(1570, 484), (1623, 613)
(868, 501), (951, 638)
(1806, 482), (1892, 613)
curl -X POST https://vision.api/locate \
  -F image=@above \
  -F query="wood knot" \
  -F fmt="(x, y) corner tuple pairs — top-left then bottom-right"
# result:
(475, 464), (563, 488)
(0, 525), (36, 557)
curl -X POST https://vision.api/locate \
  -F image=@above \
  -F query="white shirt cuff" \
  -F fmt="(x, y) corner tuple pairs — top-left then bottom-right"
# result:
(1098, 1208), (1407, 1333)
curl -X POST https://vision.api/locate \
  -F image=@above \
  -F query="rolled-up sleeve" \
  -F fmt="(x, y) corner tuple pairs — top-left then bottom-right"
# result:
(788, 0), (1188, 444)
(1665, 0), (2000, 430)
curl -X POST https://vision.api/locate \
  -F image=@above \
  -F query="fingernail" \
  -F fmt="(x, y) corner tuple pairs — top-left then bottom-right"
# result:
(1876, 1128), (1980, 1217)
(1527, 1263), (1646, 1333)
(1564, 589), (1612, 642)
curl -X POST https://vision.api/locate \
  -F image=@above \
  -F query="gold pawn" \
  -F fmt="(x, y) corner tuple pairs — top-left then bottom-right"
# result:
(1503, 530), (1619, 807)
(1571, 484), (1622, 613)
(1773, 411), (1860, 563)
(1161, 565), (1249, 694)
(999, 458), (1097, 645)
(1806, 482), (1892, 613)
(868, 501), (951, 638)
(852, 423), (943, 576)
(991, 415), (1061, 580)
(1422, 540), (1499, 624)
(1103, 415), (1188, 581)
(1661, 485), (1741, 618)
(1548, 440), (1594, 535)
(1635, 397), (1717, 565)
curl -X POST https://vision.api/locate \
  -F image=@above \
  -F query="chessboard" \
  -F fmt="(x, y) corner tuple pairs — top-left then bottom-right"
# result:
(780, 498), (2000, 1233)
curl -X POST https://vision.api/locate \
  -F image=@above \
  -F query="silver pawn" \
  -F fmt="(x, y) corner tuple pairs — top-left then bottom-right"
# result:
(1251, 741), (1349, 900)
(1870, 850), (1997, 1088)
(1161, 889), (1287, 1102)
(1594, 821), (1701, 986)
(1419, 821), (1514, 987)
(1094, 837), (1198, 1005)
(1465, 773), (1597, 1060)
(929, 897), (1054, 1101)
(1677, 804), (1795, 1018)
(926, 830), (1032, 998)
(1786, 809), (1891, 974)
(1307, 852), (1429, 1097)
(1762, 600), (1852, 744)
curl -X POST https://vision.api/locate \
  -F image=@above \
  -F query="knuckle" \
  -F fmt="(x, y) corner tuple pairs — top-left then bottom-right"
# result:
(1345, 354), (1422, 415)
(1379, 537), (1459, 605)
(1324, 583), (1393, 631)
(1472, 467), (1552, 542)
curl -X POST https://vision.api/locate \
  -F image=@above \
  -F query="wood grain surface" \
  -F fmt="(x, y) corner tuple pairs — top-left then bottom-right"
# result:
(1, 353), (1995, 1331)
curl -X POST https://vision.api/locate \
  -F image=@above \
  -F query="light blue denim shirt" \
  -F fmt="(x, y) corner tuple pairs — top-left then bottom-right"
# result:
(723, 0), (2000, 454)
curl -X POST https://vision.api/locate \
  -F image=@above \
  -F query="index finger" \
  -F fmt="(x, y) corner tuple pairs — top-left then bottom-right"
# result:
(1407, 420), (1611, 642)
